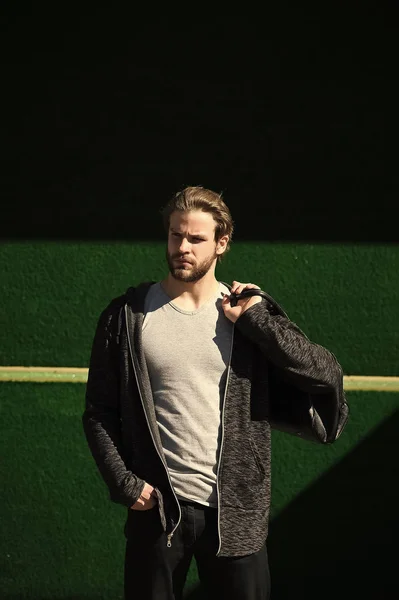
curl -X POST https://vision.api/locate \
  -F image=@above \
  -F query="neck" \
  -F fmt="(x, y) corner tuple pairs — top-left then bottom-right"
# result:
(161, 271), (219, 305)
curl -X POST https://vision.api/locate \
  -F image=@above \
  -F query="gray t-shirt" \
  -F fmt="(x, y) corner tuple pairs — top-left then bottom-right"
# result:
(142, 281), (234, 507)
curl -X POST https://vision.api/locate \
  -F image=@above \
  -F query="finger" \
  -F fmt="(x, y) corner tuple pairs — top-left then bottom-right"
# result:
(237, 283), (261, 295)
(231, 281), (241, 293)
(222, 293), (232, 308)
(231, 282), (256, 295)
(234, 283), (248, 295)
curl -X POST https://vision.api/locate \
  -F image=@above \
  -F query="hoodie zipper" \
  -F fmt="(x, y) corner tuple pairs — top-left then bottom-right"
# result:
(124, 305), (182, 548)
(216, 324), (235, 557)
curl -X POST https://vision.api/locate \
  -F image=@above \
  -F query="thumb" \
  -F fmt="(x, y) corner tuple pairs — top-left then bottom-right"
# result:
(141, 482), (152, 499)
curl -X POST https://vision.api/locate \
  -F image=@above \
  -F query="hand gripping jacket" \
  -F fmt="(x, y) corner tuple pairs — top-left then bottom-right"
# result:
(229, 287), (349, 443)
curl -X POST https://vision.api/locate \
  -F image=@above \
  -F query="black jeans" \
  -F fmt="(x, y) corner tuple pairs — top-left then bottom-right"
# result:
(124, 498), (271, 600)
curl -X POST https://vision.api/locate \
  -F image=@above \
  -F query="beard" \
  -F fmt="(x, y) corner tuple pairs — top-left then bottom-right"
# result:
(166, 247), (217, 283)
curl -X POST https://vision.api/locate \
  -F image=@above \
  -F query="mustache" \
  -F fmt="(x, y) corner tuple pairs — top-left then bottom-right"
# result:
(172, 255), (193, 263)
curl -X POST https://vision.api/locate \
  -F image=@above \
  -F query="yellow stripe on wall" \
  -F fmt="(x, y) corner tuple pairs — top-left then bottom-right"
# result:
(343, 376), (399, 392)
(0, 367), (399, 391)
(0, 366), (88, 383)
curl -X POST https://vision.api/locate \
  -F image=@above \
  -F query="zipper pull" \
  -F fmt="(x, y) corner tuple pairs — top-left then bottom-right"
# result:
(166, 533), (173, 548)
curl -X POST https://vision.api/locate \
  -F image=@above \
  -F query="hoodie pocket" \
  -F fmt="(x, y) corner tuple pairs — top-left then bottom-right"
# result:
(249, 437), (265, 476)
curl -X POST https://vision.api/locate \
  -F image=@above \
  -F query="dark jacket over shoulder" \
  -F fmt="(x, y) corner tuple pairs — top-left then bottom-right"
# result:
(82, 281), (346, 557)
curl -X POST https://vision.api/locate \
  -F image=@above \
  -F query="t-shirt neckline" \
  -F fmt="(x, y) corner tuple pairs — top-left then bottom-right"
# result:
(158, 281), (223, 315)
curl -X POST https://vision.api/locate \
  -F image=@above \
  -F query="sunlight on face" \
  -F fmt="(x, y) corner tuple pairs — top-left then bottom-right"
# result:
(166, 210), (220, 283)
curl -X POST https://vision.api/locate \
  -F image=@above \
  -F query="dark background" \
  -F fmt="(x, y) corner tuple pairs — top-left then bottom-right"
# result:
(1, 5), (398, 242)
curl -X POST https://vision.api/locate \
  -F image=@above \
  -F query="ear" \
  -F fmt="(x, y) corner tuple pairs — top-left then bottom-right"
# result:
(216, 234), (229, 256)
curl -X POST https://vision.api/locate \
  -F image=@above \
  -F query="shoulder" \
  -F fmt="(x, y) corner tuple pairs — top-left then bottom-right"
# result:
(95, 293), (130, 339)
(100, 293), (128, 321)
(98, 281), (157, 322)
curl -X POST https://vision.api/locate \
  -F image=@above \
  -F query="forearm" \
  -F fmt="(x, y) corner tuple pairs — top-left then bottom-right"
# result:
(82, 404), (145, 507)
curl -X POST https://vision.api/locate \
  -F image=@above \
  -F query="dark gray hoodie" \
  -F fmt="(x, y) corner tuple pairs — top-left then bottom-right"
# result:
(82, 281), (346, 557)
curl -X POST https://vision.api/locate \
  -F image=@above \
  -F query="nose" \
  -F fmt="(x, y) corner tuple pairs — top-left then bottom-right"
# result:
(178, 237), (191, 253)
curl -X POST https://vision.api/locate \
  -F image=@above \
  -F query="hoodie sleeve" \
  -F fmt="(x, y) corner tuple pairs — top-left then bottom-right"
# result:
(234, 299), (344, 394)
(82, 298), (145, 508)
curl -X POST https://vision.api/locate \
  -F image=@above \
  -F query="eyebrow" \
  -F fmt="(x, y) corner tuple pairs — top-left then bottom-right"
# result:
(170, 228), (207, 237)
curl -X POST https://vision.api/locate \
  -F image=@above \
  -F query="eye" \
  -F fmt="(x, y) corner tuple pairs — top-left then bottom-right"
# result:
(193, 237), (204, 242)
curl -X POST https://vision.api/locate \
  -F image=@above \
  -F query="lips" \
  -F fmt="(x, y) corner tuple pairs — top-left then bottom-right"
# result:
(175, 258), (192, 264)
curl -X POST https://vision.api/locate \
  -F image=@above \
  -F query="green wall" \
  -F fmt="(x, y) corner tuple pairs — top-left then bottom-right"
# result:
(1, 241), (398, 599)
(1, 241), (398, 374)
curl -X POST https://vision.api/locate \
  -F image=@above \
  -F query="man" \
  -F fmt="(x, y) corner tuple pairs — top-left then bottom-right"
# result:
(82, 186), (345, 600)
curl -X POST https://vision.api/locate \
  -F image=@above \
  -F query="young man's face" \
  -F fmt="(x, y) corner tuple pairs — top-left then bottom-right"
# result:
(166, 210), (226, 283)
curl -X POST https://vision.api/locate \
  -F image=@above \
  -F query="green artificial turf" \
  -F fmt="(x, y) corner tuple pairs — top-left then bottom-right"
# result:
(1, 382), (398, 599)
(1, 239), (398, 597)
(1, 241), (399, 375)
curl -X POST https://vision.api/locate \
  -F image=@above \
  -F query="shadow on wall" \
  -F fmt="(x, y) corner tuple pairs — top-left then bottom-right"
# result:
(185, 409), (399, 600)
